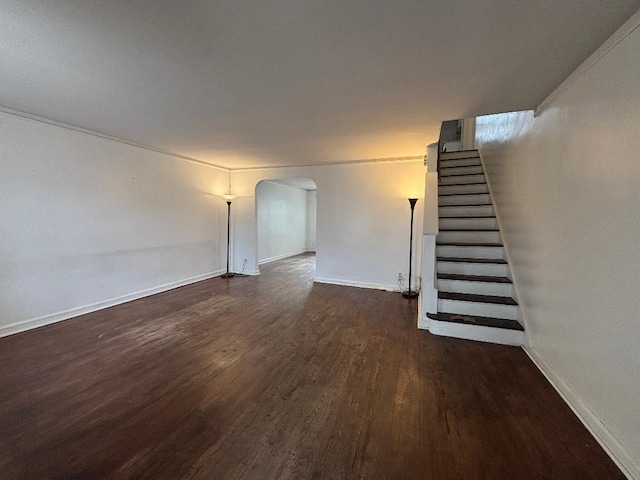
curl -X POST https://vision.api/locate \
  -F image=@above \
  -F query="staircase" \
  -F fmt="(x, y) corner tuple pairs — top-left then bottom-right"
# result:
(426, 149), (524, 345)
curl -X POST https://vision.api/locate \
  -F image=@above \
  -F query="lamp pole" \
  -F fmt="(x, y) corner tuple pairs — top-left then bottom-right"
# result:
(403, 198), (419, 298)
(221, 196), (235, 278)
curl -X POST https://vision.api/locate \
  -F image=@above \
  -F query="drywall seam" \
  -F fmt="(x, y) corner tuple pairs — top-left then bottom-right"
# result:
(0, 269), (225, 338)
(535, 8), (640, 116)
(524, 346), (639, 480)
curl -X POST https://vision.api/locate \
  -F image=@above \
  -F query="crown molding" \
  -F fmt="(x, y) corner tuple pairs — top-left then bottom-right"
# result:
(1, 105), (424, 172)
(535, 8), (640, 116)
(231, 155), (424, 172)
(0, 106), (230, 171)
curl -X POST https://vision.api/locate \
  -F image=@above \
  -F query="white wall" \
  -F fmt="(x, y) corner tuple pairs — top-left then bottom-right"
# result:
(0, 112), (228, 337)
(475, 18), (640, 478)
(231, 161), (425, 290)
(256, 181), (308, 264)
(306, 190), (317, 252)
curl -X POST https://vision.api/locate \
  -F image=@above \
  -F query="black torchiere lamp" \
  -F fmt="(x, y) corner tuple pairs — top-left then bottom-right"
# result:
(221, 194), (236, 278)
(402, 198), (419, 299)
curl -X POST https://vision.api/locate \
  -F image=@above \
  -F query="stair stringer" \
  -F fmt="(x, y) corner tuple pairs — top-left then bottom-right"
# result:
(476, 149), (530, 345)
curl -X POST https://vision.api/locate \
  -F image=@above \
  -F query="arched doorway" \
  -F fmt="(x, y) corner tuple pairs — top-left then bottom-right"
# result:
(255, 178), (317, 273)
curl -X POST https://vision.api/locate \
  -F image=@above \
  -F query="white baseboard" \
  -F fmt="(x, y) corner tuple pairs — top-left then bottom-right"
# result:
(524, 346), (639, 480)
(0, 269), (226, 338)
(239, 269), (260, 276)
(313, 276), (398, 292)
(258, 249), (308, 265)
(417, 293), (429, 330)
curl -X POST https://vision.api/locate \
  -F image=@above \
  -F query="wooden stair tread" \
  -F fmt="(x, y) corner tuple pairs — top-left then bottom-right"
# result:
(437, 256), (507, 264)
(439, 181), (487, 186)
(426, 312), (524, 331)
(438, 273), (512, 284)
(440, 172), (484, 177)
(440, 154), (480, 157)
(440, 164), (482, 170)
(438, 291), (518, 306)
(438, 204), (493, 208)
(439, 228), (499, 232)
(440, 173), (484, 177)
(439, 192), (489, 197)
(439, 204), (492, 208)
(439, 215), (495, 219)
(437, 242), (503, 247)
(439, 158), (480, 162)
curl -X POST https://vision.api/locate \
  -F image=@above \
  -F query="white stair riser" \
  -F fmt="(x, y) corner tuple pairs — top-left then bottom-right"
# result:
(429, 320), (523, 346)
(437, 279), (513, 297)
(437, 261), (508, 277)
(439, 158), (482, 168)
(439, 174), (485, 185)
(440, 217), (497, 230)
(436, 245), (504, 259)
(439, 183), (489, 195)
(440, 151), (479, 160)
(438, 299), (518, 320)
(440, 165), (484, 177)
(439, 194), (491, 206)
(439, 205), (494, 217)
(437, 230), (501, 243)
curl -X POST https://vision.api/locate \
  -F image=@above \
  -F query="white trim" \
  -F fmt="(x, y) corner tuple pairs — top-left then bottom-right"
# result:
(0, 106), (423, 172)
(421, 234), (438, 315)
(262, 179), (316, 192)
(0, 107), (229, 171)
(314, 277), (398, 292)
(233, 156), (423, 172)
(524, 346), (639, 480)
(0, 269), (226, 338)
(477, 149), (531, 346)
(418, 291), (428, 329)
(535, 8), (640, 116)
(240, 269), (260, 276)
(258, 250), (309, 265)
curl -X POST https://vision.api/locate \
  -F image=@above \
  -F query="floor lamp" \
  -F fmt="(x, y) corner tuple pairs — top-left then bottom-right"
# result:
(402, 198), (419, 299)
(221, 194), (236, 278)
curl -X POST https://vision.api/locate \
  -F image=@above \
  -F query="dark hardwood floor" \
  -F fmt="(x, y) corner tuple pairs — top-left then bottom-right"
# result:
(0, 253), (624, 479)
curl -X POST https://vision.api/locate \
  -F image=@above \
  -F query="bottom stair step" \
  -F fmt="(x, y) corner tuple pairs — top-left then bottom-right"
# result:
(426, 312), (524, 331)
(426, 312), (525, 346)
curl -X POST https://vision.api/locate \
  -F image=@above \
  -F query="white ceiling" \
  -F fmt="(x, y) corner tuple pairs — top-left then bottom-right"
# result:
(1, 1), (638, 169)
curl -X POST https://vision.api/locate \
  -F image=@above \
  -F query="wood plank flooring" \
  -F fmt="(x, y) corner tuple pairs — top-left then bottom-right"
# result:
(0, 253), (624, 479)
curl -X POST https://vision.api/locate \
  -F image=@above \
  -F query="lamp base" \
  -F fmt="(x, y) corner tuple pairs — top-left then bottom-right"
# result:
(221, 272), (235, 278)
(402, 289), (419, 299)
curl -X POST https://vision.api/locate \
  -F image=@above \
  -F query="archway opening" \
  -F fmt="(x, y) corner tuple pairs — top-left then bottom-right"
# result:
(255, 178), (317, 274)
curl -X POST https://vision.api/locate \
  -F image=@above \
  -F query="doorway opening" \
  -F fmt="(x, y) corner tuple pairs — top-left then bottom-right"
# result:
(255, 178), (317, 274)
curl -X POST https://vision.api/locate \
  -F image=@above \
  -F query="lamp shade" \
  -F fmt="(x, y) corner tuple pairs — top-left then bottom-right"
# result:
(222, 194), (236, 201)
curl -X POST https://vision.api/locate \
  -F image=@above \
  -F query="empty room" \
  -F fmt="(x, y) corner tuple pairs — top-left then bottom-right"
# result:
(1, 1), (639, 479)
